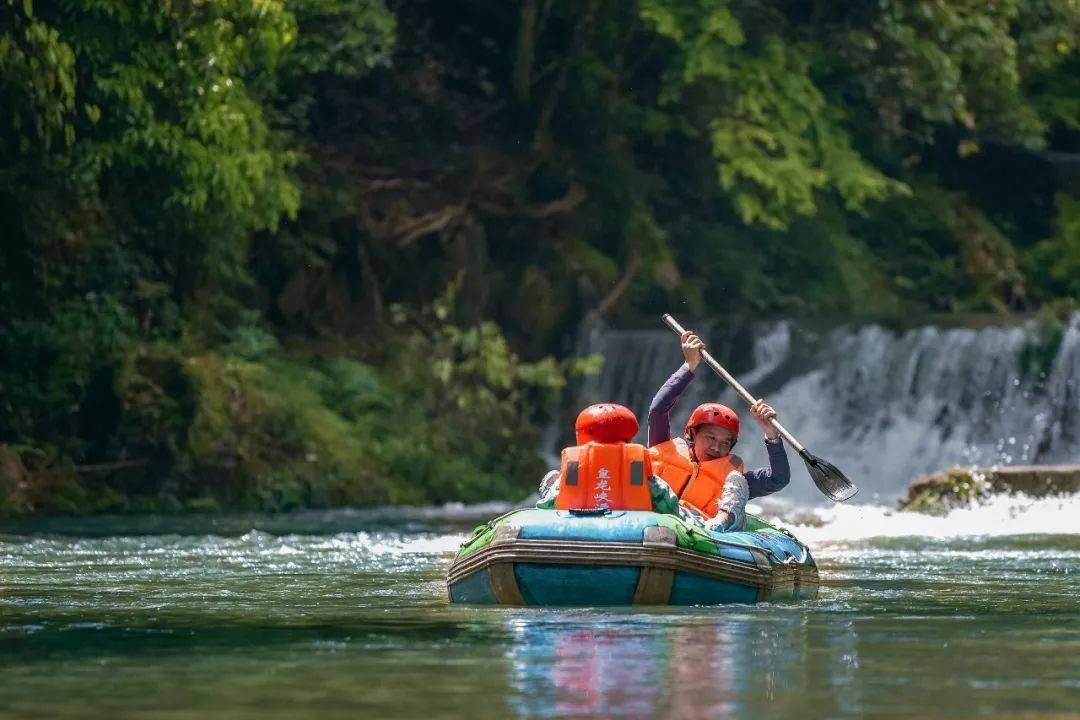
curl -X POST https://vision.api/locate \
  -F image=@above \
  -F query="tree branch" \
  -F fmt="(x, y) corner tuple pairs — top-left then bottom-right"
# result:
(524, 183), (588, 217)
(394, 205), (466, 248)
(75, 458), (149, 474)
(586, 248), (641, 324)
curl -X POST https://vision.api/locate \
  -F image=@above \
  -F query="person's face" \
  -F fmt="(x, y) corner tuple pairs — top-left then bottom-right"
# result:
(692, 424), (736, 461)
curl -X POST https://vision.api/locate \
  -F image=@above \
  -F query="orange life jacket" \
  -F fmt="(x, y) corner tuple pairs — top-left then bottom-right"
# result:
(555, 442), (653, 511)
(649, 438), (745, 518)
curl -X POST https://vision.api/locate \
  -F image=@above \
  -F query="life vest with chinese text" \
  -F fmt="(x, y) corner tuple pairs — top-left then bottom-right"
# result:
(555, 442), (653, 511)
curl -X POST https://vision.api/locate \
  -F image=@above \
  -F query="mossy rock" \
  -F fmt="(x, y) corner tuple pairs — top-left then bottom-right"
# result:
(901, 467), (990, 515)
(901, 465), (1080, 515)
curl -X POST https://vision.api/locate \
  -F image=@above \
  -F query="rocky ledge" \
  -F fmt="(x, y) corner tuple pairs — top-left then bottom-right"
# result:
(900, 465), (1080, 515)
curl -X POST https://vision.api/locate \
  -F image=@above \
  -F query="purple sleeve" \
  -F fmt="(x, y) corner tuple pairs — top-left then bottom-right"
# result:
(647, 364), (695, 447)
(743, 439), (791, 499)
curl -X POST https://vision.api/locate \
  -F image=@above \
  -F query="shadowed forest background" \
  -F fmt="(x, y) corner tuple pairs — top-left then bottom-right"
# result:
(1, 0), (1077, 514)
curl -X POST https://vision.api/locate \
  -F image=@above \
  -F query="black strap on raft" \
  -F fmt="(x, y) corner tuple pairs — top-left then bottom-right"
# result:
(565, 461), (579, 486)
(568, 507), (611, 516)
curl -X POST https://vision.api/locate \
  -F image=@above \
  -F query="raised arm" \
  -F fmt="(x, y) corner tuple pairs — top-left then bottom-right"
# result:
(647, 330), (704, 447)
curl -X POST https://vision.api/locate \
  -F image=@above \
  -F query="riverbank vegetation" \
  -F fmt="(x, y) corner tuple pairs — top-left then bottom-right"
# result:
(2, 0), (1077, 513)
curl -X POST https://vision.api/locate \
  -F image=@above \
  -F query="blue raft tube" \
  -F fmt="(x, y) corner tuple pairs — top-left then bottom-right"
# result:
(447, 508), (818, 606)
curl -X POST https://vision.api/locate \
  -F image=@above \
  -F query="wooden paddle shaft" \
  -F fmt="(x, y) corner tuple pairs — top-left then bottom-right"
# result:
(661, 314), (807, 454)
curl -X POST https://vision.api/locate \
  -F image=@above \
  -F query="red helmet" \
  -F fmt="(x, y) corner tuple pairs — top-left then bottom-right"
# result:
(684, 403), (739, 439)
(575, 403), (639, 445)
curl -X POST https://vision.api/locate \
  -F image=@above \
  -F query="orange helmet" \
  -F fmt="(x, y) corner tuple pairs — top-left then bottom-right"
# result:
(684, 403), (740, 440)
(575, 403), (639, 444)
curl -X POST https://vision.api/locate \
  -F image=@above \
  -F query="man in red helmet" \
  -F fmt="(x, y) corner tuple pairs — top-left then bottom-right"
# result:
(647, 330), (790, 530)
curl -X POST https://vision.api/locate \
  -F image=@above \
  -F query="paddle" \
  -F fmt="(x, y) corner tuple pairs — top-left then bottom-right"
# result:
(661, 313), (858, 502)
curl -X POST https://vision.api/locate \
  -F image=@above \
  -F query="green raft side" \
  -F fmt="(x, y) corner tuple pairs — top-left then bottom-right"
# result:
(455, 509), (793, 559)
(653, 514), (721, 555)
(456, 508), (530, 557)
(744, 514), (777, 533)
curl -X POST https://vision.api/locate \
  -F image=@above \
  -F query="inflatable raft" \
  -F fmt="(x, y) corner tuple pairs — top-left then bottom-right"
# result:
(447, 508), (818, 606)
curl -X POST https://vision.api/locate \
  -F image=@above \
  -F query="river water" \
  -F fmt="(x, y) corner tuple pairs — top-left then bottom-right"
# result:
(2, 497), (1077, 719)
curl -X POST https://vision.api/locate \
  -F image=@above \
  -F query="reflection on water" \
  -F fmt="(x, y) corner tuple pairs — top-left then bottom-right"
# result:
(1, 500), (1078, 720)
(510, 622), (671, 718)
(666, 624), (738, 719)
(518, 626), (620, 716)
(507, 613), (862, 719)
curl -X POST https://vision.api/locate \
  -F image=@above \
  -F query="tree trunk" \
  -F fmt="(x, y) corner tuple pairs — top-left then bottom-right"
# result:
(513, 0), (539, 103)
(357, 238), (384, 322)
(534, 0), (601, 150)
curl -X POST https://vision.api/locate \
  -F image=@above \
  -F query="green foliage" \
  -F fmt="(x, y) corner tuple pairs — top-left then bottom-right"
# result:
(386, 284), (568, 499)
(1028, 59), (1080, 131)
(0, 0), (1078, 514)
(0, 0), (402, 513)
(855, 183), (1032, 313)
(180, 353), (386, 509)
(707, 40), (902, 228)
(0, 293), (137, 453)
(641, 4), (903, 228)
(839, 0), (1071, 144)
(1027, 194), (1080, 300)
(285, 0), (396, 78)
(639, 0), (744, 91)
(0, 0), (77, 155)
(0, 303), (568, 513)
(61, 0), (305, 284)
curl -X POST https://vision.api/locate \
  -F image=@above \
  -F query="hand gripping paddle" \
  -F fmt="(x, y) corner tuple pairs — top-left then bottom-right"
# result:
(662, 314), (858, 502)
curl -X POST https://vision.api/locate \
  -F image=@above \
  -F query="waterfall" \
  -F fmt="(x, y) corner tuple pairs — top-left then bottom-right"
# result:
(562, 314), (1080, 504)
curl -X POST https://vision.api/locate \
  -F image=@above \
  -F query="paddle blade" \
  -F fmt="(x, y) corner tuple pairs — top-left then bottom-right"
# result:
(801, 452), (858, 502)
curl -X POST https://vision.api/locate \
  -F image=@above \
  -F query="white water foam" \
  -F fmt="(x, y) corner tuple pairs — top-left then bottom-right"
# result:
(339, 531), (465, 556)
(771, 494), (1080, 545)
(244, 530), (467, 556)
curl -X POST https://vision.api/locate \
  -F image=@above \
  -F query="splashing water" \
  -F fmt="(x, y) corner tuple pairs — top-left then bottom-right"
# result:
(575, 314), (1080, 503)
(760, 494), (1080, 545)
